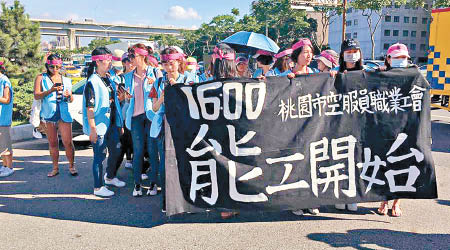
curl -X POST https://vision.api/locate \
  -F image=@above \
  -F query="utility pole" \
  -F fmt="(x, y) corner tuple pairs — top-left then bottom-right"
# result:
(342, 0), (347, 42)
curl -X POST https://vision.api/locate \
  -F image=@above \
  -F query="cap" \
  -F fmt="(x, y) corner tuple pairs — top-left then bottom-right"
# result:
(186, 57), (197, 70)
(121, 52), (129, 61)
(314, 49), (339, 68)
(236, 55), (249, 65)
(341, 39), (361, 52)
(112, 49), (125, 67)
(387, 43), (410, 58)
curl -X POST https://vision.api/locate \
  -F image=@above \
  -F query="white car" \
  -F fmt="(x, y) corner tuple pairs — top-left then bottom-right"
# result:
(69, 79), (89, 141)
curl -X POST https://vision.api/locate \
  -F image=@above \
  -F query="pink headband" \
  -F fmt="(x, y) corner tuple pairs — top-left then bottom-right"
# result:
(147, 55), (158, 65)
(213, 47), (235, 61)
(255, 50), (273, 56)
(0, 61), (4, 66)
(134, 47), (149, 56)
(319, 51), (338, 66)
(46, 59), (63, 65)
(161, 53), (184, 62)
(186, 61), (197, 65)
(292, 39), (313, 51)
(92, 54), (114, 61)
(274, 49), (293, 59)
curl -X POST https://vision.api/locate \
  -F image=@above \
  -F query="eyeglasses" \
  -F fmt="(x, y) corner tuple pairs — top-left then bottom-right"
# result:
(49, 65), (61, 69)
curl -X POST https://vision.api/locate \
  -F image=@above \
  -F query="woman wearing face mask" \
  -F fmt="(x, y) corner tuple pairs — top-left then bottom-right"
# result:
(83, 47), (126, 197)
(34, 54), (76, 177)
(287, 38), (318, 79)
(314, 49), (339, 73)
(272, 48), (294, 76)
(331, 39), (364, 212)
(338, 39), (364, 73)
(150, 47), (198, 211)
(123, 43), (156, 197)
(252, 50), (276, 78)
(377, 43), (412, 217)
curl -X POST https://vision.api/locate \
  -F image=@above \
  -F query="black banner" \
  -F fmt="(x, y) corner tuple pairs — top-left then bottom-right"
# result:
(165, 67), (437, 216)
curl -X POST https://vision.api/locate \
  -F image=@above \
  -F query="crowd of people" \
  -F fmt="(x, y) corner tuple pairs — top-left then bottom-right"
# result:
(0, 35), (416, 218)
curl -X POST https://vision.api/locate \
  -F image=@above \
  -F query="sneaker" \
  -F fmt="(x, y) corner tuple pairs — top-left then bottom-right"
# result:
(347, 203), (358, 211)
(292, 209), (304, 216)
(125, 160), (133, 169)
(133, 185), (142, 197)
(307, 208), (320, 215)
(147, 183), (157, 196)
(32, 128), (43, 139)
(104, 174), (126, 188)
(141, 173), (148, 181)
(335, 204), (346, 210)
(0, 167), (13, 177)
(94, 186), (114, 197)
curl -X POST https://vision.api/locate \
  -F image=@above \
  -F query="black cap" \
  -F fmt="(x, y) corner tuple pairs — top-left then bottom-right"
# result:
(341, 39), (360, 52)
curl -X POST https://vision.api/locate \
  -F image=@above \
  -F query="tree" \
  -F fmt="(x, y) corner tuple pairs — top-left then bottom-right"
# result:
(0, 0), (43, 120)
(181, 30), (201, 56)
(311, 6), (342, 51)
(351, 0), (407, 60)
(149, 34), (183, 50)
(88, 38), (120, 50)
(251, 0), (311, 48)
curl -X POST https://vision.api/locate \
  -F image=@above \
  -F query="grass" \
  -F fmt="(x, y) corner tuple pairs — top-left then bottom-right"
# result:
(12, 119), (28, 127)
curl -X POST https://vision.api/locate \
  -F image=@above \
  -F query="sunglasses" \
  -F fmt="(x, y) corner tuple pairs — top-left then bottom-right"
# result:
(49, 65), (61, 69)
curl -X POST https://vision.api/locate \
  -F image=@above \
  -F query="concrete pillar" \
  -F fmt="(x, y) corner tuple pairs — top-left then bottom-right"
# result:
(75, 36), (81, 49)
(67, 28), (76, 50)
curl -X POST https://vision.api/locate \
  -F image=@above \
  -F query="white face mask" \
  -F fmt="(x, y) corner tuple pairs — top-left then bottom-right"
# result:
(343, 52), (361, 63)
(390, 58), (408, 68)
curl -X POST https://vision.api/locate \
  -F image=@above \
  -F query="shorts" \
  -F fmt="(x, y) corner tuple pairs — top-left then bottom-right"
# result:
(44, 103), (62, 123)
(0, 126), (12, 155)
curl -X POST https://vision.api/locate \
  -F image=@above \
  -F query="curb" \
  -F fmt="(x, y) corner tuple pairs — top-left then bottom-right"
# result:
(11, 124), (34, 142)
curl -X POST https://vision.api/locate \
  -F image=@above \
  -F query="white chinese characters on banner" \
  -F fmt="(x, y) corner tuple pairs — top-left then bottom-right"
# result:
(278, 85), (427, 121)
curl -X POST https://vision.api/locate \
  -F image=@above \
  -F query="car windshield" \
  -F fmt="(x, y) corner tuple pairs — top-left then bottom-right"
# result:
(72, 79), (86, 95)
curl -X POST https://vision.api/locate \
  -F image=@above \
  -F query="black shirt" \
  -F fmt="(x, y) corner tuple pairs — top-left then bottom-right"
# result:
(84, 76), (117, 125)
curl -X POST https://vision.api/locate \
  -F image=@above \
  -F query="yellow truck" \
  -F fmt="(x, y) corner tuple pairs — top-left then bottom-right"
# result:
(427, 7), (450, 111)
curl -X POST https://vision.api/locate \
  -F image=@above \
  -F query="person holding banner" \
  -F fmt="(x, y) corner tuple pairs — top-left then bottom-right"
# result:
(272, 48), (294, 76)
(285, 38), (320, 215)
(287, 38), (318, 79)
(0, 63), (14, 177)
(252, 50), (276, 78)
(314, 49), (339, 72)
(83, 47), (126, 197)
(150, 47), (198, 211)
(33, 54), (76, 177)
(123, 44), (156, 197)
(377, 43), (415, 217)
(329, 38), (366, 211)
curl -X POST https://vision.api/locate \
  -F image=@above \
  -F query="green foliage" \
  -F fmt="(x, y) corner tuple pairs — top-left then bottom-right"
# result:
(149, 34), (183, 49)
(0, 0), (43, 120)
(88, 38), (120, 50)
(181, 0), (315, 59)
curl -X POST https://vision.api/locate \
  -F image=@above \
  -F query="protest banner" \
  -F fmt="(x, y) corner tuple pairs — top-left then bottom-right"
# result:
(165, 67), (437, 216)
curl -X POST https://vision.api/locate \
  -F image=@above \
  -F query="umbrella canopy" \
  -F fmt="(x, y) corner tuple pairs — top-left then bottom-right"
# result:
(222, 31), (280, 54)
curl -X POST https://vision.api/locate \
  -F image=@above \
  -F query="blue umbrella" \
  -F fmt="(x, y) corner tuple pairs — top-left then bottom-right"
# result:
(222, 31), (280, 54)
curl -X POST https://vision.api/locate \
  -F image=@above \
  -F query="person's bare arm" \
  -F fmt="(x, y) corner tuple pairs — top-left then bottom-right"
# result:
(87, 107), (97, 143)
(0, 86), (10, 104)
(34, 75), (59, 100)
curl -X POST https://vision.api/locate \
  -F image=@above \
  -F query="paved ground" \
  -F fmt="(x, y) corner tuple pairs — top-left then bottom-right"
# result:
(0, 108), (449, 250)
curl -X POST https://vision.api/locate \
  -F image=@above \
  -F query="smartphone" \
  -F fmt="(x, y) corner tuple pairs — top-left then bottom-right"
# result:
(118, 83), (131, 96)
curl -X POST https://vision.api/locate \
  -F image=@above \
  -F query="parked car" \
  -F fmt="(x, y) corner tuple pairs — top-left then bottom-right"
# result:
(62, 65), (81, 78)
(69, 79), (88, 141)
(364, 60), (385, 71)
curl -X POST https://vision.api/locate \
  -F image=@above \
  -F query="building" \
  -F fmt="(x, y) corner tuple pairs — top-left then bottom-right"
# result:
(328, 4), (430, 62)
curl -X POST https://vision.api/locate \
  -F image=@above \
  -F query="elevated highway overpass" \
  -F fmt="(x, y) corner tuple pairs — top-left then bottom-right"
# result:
(31, 18), (188, 49)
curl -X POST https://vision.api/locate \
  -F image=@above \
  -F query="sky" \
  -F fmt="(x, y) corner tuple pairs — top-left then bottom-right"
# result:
(6, 0), (254, 45)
